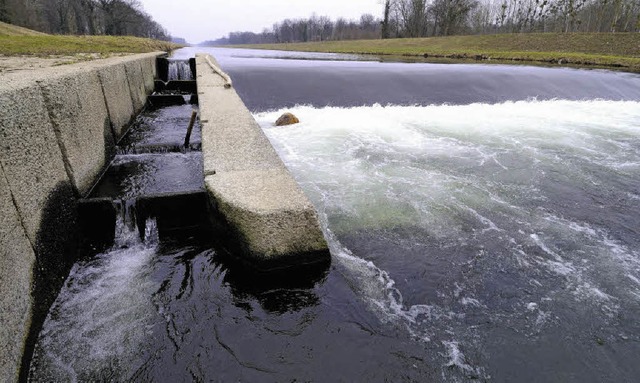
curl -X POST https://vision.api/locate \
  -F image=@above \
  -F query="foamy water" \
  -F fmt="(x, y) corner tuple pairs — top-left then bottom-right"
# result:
(29, 98), (640, 382)
(257, 100), (640, 380)
(29, 215), (159, 382)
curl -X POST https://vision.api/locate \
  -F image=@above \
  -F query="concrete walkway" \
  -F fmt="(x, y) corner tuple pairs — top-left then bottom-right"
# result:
(196, 54), (329, 270)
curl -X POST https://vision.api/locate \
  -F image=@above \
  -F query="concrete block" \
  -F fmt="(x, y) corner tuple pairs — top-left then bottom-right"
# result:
(140, 56), (156, 95)
(0, 52), (163, 380)
(197, 54), (329, 268)
(38, 70), (112, 195)
(195, 54), (229, 89)
(0, 226), (35, 383)
(0, 165), (20, 242)
(124, 60), (147, 113)
(96, 63), (134, 141)
(0, 81), (70, 243)
(0, 165), (35, 382)
(199, 86), (283, 175)
(205, 169), (328, 263)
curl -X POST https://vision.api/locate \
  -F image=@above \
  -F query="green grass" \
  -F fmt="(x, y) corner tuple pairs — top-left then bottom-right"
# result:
(0, 21), (181, 56)
(0, 21), (47, 36)
(233, 33), (640, 72)
(0, 35), (181, 56)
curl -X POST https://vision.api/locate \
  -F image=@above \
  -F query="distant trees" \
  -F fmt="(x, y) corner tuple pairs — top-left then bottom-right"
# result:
(388, 0), (639, 36)
(207, 0), (639, 46)
(469, 0), (640, 33)
(382, 0), (393, 38)
(384, 0), (479, 37)
(0, 0), (10, 23)
(207, 13), (383, 45)
(1, 0), (170, 39)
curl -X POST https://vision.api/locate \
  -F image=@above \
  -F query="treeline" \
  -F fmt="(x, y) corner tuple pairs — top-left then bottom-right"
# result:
(0, 0), (170, 39)
(206, 13), (383, 45)
(383, 0), (640, 37)
(208, 0), (640, 45)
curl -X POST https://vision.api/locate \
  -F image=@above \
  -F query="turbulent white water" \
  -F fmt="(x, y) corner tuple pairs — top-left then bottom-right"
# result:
(167, 60), (193, 81)
(28, 99), (640, 382)
(29, 212), (160, 382)
(256, 100), (640, 380)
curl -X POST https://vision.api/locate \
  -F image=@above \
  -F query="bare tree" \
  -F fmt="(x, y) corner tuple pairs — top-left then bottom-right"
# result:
(0, 0), (10, 22)
(395, 0), (430, 37)
(381, 0), (394, 38)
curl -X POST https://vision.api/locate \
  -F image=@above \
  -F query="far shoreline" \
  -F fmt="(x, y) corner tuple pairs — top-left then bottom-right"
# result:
(213, 32), (640, 74)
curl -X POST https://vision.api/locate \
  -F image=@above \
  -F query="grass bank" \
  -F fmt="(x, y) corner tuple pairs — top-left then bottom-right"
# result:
(0, 21), (181, 56)
(233, 33), (640, 72)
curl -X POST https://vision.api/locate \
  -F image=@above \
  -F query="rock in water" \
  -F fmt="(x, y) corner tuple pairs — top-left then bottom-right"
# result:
(275, 112), (300, 126)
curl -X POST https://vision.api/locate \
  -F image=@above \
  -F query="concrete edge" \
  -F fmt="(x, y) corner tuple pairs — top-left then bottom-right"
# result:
(0, 51), (164, 381)
(196, 53), (329, 268)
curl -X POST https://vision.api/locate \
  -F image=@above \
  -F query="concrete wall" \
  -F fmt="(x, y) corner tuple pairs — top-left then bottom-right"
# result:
(196, 54), (329, 270)
(0, 52), (161, 381)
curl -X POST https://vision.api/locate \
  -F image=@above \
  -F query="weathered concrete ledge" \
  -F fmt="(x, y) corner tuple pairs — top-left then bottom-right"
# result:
(0, 52), (161, 382)
(196, 54), (329, 269)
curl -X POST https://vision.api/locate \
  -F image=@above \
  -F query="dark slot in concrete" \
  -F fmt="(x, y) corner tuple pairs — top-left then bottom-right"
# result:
(153, 80), (197, 95)
(148, 95), (186, 107)
(154, 80), (166, 92)
(156, 57), (169, 82)
(165, 80), (197, 94)
(77, 197), (116, 251)
(189, 57), (197, 79)
(78, 191), (212, 251)
(136, 191), (211, 237)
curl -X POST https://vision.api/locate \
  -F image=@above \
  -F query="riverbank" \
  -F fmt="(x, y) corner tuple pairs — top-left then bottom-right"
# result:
(0, 21), (181, 70)
(229, 33), (640, 72)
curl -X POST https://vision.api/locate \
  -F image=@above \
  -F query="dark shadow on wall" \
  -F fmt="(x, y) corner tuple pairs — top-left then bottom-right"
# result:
(19, 181), (79, 382)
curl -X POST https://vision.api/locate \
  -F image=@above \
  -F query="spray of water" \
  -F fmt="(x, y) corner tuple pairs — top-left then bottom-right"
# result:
(167, 60), (193, 81)
(29, 202), (160, 382)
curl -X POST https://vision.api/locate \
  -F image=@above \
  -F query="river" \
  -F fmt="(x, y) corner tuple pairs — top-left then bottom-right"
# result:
(30, 47), (640, 382)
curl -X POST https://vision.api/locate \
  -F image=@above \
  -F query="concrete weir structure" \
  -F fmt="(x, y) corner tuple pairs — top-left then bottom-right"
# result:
(0, 51), (329, 381)
(196, 54), (330, 270)
(0, 52), (160, 381)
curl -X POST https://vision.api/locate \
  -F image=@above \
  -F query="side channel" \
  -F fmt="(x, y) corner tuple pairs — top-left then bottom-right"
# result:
(3, 53), (331, 381)
(0, 52), (161, 382)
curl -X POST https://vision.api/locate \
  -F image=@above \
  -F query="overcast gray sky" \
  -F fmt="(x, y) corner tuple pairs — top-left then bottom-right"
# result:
(138, 0), (383, 43)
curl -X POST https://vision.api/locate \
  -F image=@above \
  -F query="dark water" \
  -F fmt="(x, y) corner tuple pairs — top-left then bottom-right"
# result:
(173, 47), (640, 111)
(89, 153), (203, 200)
(30, 48), (640, 382)
(90, 103), (204, 200)
(119, 104), (201, 151)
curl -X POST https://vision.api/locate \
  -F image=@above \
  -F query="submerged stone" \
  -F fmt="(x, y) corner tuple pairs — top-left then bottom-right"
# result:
(275, 112), (299, 126)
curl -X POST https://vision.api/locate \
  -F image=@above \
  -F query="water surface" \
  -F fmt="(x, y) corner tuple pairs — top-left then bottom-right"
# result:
(30, 47), (640, 382)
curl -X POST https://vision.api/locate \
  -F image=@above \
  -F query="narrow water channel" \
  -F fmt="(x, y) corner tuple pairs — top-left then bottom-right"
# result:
(29, 48), (640, 382)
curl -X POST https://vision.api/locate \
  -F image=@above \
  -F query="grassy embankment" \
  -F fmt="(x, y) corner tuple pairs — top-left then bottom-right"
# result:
(0, 21), (181, 57)
(236, 33), (640, 72)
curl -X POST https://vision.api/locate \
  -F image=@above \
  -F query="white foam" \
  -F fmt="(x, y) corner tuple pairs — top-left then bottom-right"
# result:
(31, 222), (160, 380)
(255, 99), (640, 379)
(258, 100), (640, 236)
(442, 341), (479, 375)
(461, 297), (483, 307)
